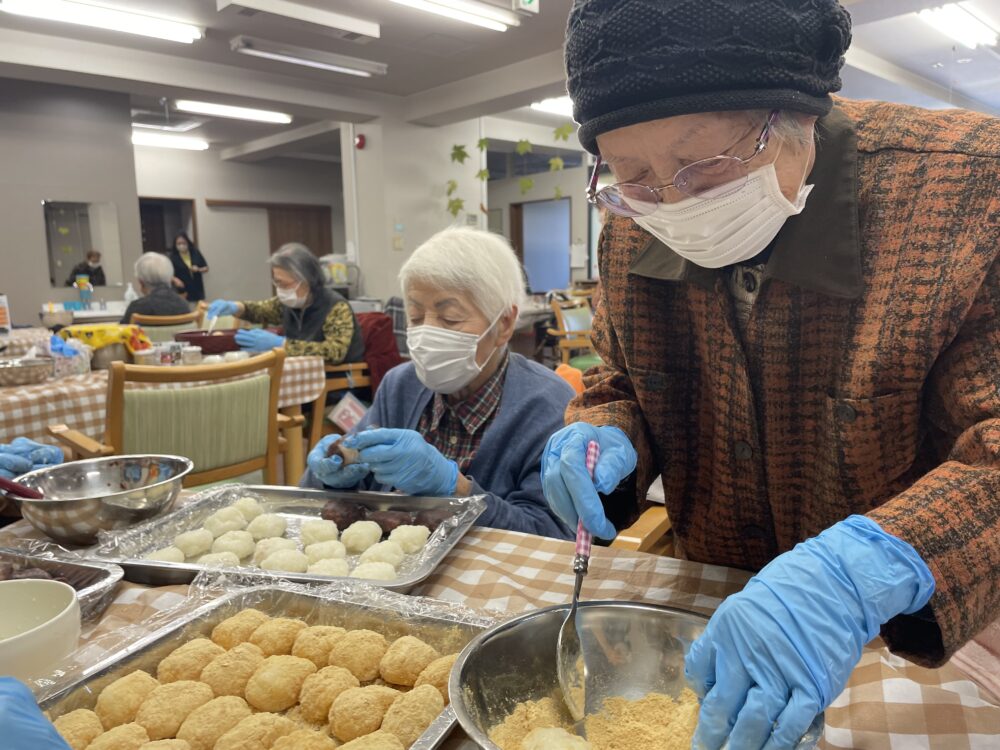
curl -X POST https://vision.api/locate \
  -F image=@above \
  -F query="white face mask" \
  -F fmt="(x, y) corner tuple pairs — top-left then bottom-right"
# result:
(632, 162), (813, 269)
(408, 315), (502, 395)
(276, 285), (308, 309)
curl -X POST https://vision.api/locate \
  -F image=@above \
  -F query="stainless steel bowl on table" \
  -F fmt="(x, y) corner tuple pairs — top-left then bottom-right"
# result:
(0, 356), (54, 386)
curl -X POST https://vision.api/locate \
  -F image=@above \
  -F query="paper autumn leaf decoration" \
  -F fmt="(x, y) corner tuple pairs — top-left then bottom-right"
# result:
(446, 180), (458, 196)
(476, 168), (490, 181)
(451, 144), (470, 164)
(554, 186), (564, 199)
(549, 156), (565, 172)
(515, 139), (533, 156)
(447, 198), (465, 217)
(519, 177), (534, 195)
(553, 123), (575, 141)
(477, 138), (490, 151)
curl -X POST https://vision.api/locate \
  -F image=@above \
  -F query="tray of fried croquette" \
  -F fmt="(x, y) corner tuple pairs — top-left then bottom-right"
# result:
(38, 581), (502, 750)
(87, 484), (487, 593)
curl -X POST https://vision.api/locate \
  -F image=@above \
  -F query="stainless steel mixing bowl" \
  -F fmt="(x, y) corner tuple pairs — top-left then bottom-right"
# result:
(451, 600), (824, 749)
(12, 455), (192, 545)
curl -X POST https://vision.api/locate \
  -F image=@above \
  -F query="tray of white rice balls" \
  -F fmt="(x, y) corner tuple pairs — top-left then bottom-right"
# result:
(38, 583), (499, 750)
(88, 485), (487, 592)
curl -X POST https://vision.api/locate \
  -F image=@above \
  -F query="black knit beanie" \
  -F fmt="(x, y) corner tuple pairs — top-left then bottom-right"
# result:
(566, 0), (853, 154)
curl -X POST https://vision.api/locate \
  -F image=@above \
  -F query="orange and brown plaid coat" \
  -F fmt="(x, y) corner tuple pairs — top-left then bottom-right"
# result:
(568, 98), (1000, 667)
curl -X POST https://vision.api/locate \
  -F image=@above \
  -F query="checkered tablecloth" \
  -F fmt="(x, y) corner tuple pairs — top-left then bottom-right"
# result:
(0, 521), (995, 749)
(1, 327), (52, 357)
(0, 355), (326, 446)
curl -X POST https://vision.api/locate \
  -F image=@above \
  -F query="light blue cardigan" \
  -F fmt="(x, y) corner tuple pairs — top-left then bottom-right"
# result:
(300, 353), (575, 540)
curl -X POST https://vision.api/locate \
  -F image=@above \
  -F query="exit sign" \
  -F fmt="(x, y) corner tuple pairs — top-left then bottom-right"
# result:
(515, 0), (539, 13)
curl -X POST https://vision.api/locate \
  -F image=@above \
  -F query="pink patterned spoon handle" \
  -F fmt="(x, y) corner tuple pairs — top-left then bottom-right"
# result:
(573, 440), (601, 573)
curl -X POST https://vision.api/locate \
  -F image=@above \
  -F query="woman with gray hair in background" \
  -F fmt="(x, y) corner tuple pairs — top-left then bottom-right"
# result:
(301, 227), (576, 539)
(205, 242), (364, 365)
(119, 252), (190, 323)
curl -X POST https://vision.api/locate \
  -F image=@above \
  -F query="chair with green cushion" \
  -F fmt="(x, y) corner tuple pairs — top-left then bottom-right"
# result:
(131, 310), (202, 344)
(547, 299), (604, 372)
(569, 353), (603, 371)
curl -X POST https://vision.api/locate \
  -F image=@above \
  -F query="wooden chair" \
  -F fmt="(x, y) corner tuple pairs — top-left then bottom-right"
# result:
(547, 299), (602, 371)
(308, 362), (372, 449)
(49, 350), (300, 487)
(130, 309), (203, 343)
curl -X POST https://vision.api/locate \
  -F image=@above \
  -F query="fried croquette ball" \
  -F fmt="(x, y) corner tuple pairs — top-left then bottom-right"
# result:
(341, 520), (383, 553)
(95, 670), (160, 729)
(329, 686), (400, 742)
(246, 513), (286, 541)
(327, 629), (389, 681)
(139, 741), (191, 750)
(388, 525), (430, 554)
(292, 625), (347, 668)
(259, 549), (309, 573)
(350, 562), (397, 581)
(381, 684), (444, 748)
(203, 508), (247, 538)
(304, 540), (347, 564)
(297, 665), (359, 723)
(252, 537), (298, 564)
(211, 608), (270, 649)
(211, 530), (255, 559)
(413, 653), (458, 704)
(212, 713), (297, 750)
(300, 519), (339, 546)
(54, 708), (104, 750)
(175, 696), (251, 750)
(156, 638), (225, 683)
(173, 529), (213, 558)
(359, 540), (405, 568)
(272, 730), (336, 750)
(196, 551), (240, 567)
(337, 732), (405, 750)
(233, 497), (263, 521)
(134, 680), (213, 740)
(249, 617), (307, 656)
(307, 558), (350, 577)
(143, 546), (185, 563)
(379, 636), (441, 687)
(84, 723), (149, 750)
(244, 655), (317, 712)
(199, 642), (265, 697)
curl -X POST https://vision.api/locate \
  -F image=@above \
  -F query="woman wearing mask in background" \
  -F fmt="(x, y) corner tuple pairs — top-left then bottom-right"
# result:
(64, 250), (105, 287)
(168, 232), (209, 304)
(206, 242), (364, 366)
(301, 228), (575, 539)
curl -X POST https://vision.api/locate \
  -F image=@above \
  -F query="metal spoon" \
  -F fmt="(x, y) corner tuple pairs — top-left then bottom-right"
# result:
(0, 476), (44, 500)
(557, 439), (601, 726)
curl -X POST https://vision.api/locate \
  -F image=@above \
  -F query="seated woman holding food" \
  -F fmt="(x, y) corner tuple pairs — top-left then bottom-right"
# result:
(302, 227), (575, 540)
(206, 243), (364, 366)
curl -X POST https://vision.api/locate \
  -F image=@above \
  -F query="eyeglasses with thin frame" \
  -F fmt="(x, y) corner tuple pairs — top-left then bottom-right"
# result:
(588, 110), (780, 218)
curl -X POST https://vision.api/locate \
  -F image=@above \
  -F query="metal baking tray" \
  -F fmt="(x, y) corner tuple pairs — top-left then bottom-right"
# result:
(89, 485), (487, 593)
(38, 584), (498, 750)
(0, 546), (123, 621)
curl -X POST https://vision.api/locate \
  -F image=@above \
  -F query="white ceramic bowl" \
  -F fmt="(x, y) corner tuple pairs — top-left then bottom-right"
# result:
(0, 579), (80, 681)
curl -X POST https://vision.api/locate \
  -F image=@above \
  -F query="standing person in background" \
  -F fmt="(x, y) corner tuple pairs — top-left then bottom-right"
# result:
(168, 233), (209, 304)
(64, 250), (105, 287)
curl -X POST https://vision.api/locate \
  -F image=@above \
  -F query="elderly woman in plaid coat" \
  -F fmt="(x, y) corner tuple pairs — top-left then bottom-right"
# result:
(542, 1), (1000, 748)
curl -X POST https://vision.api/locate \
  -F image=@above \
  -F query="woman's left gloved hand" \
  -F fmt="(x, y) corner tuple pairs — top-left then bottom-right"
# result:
(0, 677), (71, 750)
(235, 329), (285, 352)
(346, 428), (458, 497)
(685, 515), (935, 750)
(0, 438), (62, 479)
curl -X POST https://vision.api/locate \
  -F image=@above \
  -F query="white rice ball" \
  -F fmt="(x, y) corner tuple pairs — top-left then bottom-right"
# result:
(253, 537), (298, 564)
(388, 525), (431, 554)
(233, 497), (264, 521)
(350, 562), (397, 581)
(259, 549), (309, 573)
(198, 551), (240, 567)
(174, 528), (214, 558)
(359, 540), (405, 567)
(247, 513), (287, 541)
(305, 540), (347, 565)
(204, 507), (247, 537)
(300, 519), (339, 547)
(211, 529), (255, 560)
(307, 558), (350, 577)
(341, 520), (383, 554)
(144, 546), (185, 563)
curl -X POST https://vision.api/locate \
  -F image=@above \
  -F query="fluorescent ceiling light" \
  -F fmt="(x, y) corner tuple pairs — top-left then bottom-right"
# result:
(531, 96), (574, 117)
(175, 99), (292, 124)
(231, 36), (388, 77)
(0, 0), (203, 43)
(217, 0), (379, 40)
(918, 3), (998, 49)
(132, 131), (209, 151)
(388, 0), (520, 32)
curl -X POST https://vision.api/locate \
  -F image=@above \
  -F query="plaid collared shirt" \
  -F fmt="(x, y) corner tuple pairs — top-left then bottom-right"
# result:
(418, 353), (509, 472)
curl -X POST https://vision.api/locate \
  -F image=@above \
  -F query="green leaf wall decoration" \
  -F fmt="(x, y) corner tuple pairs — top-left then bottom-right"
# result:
(515, 139), (533, 156)
(451, 144), (470, 164)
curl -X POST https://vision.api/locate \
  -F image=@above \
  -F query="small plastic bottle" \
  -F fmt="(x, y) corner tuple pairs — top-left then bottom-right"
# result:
(124, 282), (139, 304)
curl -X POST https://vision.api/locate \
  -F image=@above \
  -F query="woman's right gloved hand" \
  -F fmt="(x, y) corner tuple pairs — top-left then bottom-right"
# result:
(307, 434), (371, 489)
(206, 300), (239, 320)
(0, 677), (71, 750)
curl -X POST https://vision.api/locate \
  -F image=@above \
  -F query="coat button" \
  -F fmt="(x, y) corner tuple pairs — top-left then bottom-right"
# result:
(734, 441), (753, 460)
(835, 403), (857, 423)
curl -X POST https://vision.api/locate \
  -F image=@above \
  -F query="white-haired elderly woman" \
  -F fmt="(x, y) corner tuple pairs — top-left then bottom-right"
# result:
(120, 252), (191, 323)
(206, 243), (364, 365)
(302, 227), (576, 539)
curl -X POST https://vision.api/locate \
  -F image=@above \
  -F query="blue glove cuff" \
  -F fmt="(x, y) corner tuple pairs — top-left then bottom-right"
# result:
(443, 461), (459, 496)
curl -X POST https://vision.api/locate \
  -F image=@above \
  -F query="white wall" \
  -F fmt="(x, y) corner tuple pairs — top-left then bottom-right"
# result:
(134, 150), (345, 303)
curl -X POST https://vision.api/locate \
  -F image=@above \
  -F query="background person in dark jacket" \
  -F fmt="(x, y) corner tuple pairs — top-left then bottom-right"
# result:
(168, 233), (208, 303)
(64, 250), (105, 287)
(120, 252), (191, 323)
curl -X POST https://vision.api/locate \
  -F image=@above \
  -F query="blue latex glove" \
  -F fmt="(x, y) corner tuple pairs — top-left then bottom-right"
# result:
(540, 423), (636, 540)
(48, 336), (75, 357)
(0, 453), (31, 480)
(346, 428), (458, 497)
(307, 434), (371, 489)
(206, 299), (239, 320)
(686, 515), (935, 750)
(0, 677), (72, 750)
(0, 438), (62, 479)
(235, 328), (285, 352)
